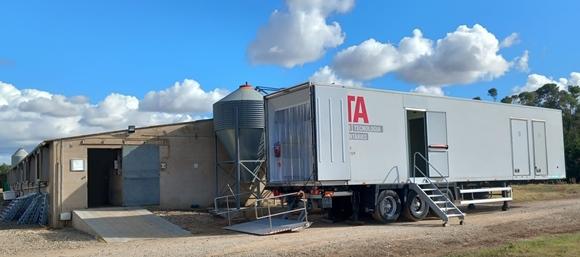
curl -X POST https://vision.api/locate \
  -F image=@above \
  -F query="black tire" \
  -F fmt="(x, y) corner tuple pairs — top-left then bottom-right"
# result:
(402, 189), (429, 221)
(372, 190), (401, 223)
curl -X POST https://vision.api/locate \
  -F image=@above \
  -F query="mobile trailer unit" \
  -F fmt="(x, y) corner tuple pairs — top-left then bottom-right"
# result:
(265, 83), (566, 224)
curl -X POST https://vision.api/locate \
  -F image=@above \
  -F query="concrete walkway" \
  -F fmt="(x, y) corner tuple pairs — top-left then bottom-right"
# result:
(72, 207), (190, 243)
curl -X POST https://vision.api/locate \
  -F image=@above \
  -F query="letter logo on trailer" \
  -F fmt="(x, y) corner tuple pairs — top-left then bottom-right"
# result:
(347, 95), (369, 124)
(347, 95), (383, 141)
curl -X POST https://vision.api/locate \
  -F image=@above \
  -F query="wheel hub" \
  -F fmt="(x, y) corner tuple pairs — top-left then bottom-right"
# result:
(381, 196), (396, 216)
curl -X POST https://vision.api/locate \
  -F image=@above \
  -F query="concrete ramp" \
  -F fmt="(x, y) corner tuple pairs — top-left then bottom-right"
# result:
(72, 207), (190, 243)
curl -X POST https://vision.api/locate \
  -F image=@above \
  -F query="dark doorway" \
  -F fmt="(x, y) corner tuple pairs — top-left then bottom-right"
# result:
(88, 149), (121, 208)
(407, 110), (428, 177)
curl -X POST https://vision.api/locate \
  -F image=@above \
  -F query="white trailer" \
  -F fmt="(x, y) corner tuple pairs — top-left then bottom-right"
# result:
(264, 83), (566, 225)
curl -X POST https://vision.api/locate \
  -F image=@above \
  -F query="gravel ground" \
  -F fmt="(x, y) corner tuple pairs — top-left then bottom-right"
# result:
(1, 198), (579, 257)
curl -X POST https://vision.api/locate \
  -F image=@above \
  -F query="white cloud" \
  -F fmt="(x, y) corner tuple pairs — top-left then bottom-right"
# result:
(512, 73), (579, 94)
(309, 65), (362, 87)
(0, 80), (224, 163)
(500, 32), (520, 48)
(331, 24), (510, 88)
(398, 25), (510, 86)
(569, 72), (580, 86)
(411, 86), (444, 96)
(140, 79), (227, 113)
(513, 50), (529, 72)
(18, 94), (85, 117)
(332, 29), (431, 80)
(247, 0), (354, 68)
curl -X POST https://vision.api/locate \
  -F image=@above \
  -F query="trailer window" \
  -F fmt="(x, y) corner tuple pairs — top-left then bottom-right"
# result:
(270, 102), (313, 182)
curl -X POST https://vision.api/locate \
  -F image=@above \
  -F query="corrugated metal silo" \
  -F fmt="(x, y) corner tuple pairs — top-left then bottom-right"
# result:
(11, 148), (28, 167)
(213, 83), (265, 209)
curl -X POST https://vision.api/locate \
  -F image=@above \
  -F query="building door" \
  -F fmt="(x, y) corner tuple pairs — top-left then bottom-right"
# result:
(88, 149), (120, 208)
(122, 145), (160, 206)
(532, 121), (548, 176)
(510, 119), (531, 176)
(426, 112), (449, 177)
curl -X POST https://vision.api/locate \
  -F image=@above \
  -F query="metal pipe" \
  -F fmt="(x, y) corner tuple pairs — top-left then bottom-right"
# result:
(214, 135), (219, 199)
(235, 107), (241, 210)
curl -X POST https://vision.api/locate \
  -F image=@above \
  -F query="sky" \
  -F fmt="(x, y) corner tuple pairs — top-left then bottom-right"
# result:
(1, 0), (579, 163)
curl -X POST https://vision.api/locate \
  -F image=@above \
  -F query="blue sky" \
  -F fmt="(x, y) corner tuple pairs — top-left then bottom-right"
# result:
(0, 0), (579, 162)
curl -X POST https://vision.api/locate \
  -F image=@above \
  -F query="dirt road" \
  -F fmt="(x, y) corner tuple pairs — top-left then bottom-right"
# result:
(1, 198), (579, 257)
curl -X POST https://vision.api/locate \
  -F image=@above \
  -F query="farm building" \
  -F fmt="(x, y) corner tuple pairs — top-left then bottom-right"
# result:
(6, 119), (234, 228)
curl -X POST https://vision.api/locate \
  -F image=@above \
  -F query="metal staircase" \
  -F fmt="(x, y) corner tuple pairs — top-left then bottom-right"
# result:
(411, 152), (465, 226)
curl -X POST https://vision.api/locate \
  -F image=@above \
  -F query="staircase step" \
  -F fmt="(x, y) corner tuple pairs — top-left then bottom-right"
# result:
(446, 214), (465, 218)
(433, 201), (448, 204)
(428, 194), (444, 198)
(422, 188), (437, 191)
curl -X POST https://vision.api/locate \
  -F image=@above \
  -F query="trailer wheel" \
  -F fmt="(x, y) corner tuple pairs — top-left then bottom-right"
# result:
(373, 190), (401, 223)
(402, 189), (429, 221)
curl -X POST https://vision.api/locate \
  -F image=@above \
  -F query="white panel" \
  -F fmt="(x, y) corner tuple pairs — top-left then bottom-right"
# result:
(316, 87), (350, 181)
(426, 112), (449, 177)
(532, 121), (548, 176)
(510, 119), (530, 176)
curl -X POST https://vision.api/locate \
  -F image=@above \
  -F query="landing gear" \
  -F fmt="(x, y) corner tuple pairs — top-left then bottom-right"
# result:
(373, 190), (401, 223)
(402, 189), (429, 221)
(502, 201), (510, 211)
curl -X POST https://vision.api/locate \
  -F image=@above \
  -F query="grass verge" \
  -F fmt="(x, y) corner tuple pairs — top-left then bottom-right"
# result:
(448, 231), (580, 257)
(512, 183), (580, 202)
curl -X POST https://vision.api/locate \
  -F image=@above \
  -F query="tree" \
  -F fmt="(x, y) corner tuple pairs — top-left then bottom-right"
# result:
(488, 88), (498, 102)
(0, 163), (9, 175)
(473, 96), (482, 100)
(502, 84), (580, 181)
(0, 163), (9, 191)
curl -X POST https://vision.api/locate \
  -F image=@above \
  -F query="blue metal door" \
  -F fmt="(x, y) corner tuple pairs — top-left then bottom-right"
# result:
(122, 145), (160, 206)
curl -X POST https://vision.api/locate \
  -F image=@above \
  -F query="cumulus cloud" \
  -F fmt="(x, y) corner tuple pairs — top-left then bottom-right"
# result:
(500, 32), (520, 48)
(140, 79), (227, 113)
(513, 50), (529, 72)
(309, 65), (362, 87)
(18, 94), (85, 117)
(332, 29), (432, 80)
(0, 80), (225, 163)
(247, 0), (354, 68)
(331, 24), (511, 87)
(411, 86), (444, 96)
(512, 72), (580, 94)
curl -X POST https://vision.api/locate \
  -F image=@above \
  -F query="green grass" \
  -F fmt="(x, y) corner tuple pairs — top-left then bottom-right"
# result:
(448, 232), (580, 257)
(512, 183), (580, 202)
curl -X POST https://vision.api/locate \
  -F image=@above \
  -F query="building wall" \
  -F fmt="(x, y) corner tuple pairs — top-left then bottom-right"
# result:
(10, 120), (224, 228)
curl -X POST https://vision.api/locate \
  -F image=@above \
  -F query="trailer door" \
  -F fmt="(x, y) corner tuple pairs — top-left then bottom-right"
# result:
(426, 112), (449, 177)
(315, 86), (350, 181)
(532, 121), (548, 176)
(510, 119), (531, 176)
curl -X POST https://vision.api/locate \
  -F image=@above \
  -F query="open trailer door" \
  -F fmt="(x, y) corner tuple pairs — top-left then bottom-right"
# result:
(315, 86), (351, 181)
(426, 111), (449, 177)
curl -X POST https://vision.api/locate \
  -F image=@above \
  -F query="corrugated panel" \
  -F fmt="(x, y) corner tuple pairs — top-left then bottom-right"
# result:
(122, 145), (160, 206)
(213, 100), (264, 131)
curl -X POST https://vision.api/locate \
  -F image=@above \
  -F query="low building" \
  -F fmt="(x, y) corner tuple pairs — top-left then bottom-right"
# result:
(7, 119), (231, 228)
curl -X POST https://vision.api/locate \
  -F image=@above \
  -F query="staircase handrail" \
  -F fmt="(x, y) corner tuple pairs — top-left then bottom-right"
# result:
(413, 152), (451, 211)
